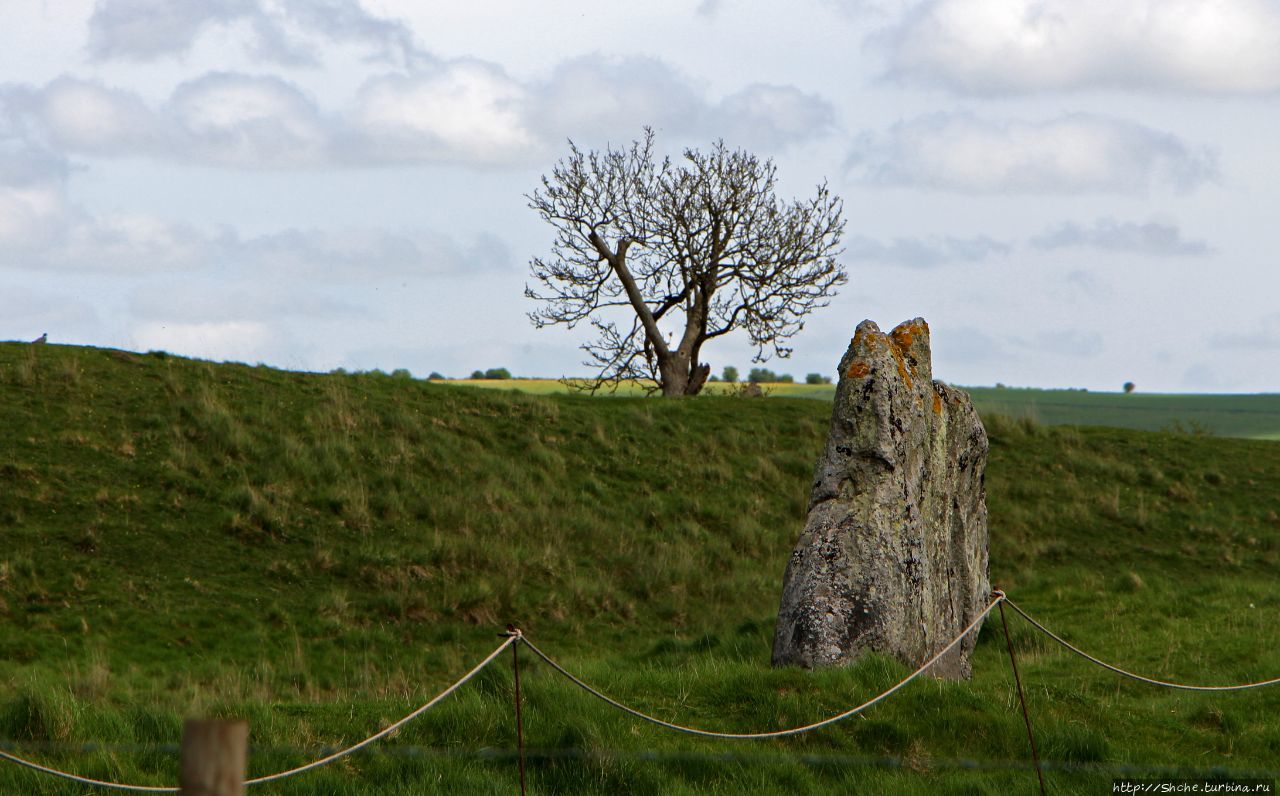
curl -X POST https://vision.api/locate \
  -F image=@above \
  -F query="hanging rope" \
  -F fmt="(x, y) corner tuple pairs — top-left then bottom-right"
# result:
(0, 636), (517, 791)
(1002, 597), (1280, 691)
(244, 635), (516, 785)
(519, 595), (1002, 740)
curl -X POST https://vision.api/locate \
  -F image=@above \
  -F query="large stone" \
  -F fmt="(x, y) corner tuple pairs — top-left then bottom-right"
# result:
(771, 318), (989, 679)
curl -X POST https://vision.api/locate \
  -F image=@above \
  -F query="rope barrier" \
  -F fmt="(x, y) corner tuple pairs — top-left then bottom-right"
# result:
(0, 749), (178, 793)
(0, 635), (516, 791)
(518, 595), (1003, 740)
(244, 634), (516, 785)
(1002, 597), (1280, 692)
(5, 591), (1280, 790)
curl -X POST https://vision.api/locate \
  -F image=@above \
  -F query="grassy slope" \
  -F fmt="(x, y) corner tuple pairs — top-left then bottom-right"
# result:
(964, 387), (1280, 441)
(454, 379), (1280, 440)
(2, 342), (1279, 794)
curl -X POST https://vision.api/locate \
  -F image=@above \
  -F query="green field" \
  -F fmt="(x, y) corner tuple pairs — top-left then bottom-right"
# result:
(453, 378), (1280, 440)
(2, 342), (1279, 794)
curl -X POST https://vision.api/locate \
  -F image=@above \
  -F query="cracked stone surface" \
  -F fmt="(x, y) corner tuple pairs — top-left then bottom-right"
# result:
(771, 318), (989, 679)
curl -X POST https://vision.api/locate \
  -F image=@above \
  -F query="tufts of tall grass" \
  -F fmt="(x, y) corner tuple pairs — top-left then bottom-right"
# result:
(1, 344), (1279, 792)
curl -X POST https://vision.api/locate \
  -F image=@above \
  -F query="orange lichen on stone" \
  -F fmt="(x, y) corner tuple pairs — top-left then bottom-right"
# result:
(889, 345), (913, 389)
(858, 330), (886, 354)
(932, 391), (943, 414)
(846, 361), (871, 379)
(890, 318), (928, 353)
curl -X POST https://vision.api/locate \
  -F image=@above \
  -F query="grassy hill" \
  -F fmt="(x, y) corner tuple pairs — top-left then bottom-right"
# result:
(452, 378), (1280, 440)
(2, 342), (1279, 794)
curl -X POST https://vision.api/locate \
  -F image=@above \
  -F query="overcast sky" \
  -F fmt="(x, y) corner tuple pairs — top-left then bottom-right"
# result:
(3, 0), (1278, 392)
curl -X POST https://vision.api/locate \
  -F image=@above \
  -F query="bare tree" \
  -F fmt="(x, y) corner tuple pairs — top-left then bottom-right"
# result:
(526, 128), (846, 396)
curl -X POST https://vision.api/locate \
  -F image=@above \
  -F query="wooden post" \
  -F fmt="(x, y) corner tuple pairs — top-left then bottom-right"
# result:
(512, 640), (527, 796)
(998, 602), (1046, 796)
(179, 719), (248, 796)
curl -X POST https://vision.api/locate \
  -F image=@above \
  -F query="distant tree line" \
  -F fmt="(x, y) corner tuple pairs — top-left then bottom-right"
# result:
(709, 365), (831, 385)
(469, 368), (512, 380)
(360, 366), (837, 385)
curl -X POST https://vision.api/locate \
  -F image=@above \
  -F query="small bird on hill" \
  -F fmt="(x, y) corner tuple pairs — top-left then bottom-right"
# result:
(32, 333), (47, 344)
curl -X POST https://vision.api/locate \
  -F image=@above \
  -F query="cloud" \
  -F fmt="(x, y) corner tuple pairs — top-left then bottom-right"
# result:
(87, 0), (431, 67)
(23, 77), (164, 156)
(7, 54), (836, 170)
(532, 55), (707, 144)
(87, 0), (256, 61)
(351, 62), (539, 165)
(824, 0), (924, 20)
(1032, 218), (1212, 256)
(58, 214), (216, 271)
(0, 119), (75, 252)
(0, 106), (512, 277)
(1061, 269), (1111, 300)
(1210, 315), (1280, 351)
(847, 111), (1217, 193)
(880, 0), (1280, 94)
(168, 72), (332, 166)
(715, 84), (836, 150)
(531, 56), (835, 152)
(845, 233), (1010, 267)
(277, 0), (429, 67)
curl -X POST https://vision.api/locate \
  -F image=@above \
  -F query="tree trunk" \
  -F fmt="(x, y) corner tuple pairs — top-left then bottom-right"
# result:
(659, 351), (695, 396)
(684, 363), (710, 395)
(658, 360), (710, 396)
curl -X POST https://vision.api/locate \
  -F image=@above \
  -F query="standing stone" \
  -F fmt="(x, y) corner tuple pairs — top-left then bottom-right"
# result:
(771, 318), (989, 679)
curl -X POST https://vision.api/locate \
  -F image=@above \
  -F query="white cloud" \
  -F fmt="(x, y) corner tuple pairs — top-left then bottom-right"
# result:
(59, 214), (214, 271)
(532, 55), (706, 144)
(0, 183), (69, 252)
(28, 77), (163, 156)
(87, 0), (255, 61)
(0, 95), (513, 276)
(882, 0), (1280, 94)
(0, 127), (74, 252)
(715, 84), (835, 151)
(87, 0), (431, 67)
(277, 0), (429, 67)
(5, 50), (836, 170)
(530, 57), (836, 152)
(1032, 218), (1211, 256)
(847, 111), (1217, 193)
(845, 233), (1010, 267)
(168, 72), (331, 166)
(1061, 269), (1111, 300)
(352, 61), (538, 165)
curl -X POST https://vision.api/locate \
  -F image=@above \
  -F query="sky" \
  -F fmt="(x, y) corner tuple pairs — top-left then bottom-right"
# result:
(2, 0), (1278, 393)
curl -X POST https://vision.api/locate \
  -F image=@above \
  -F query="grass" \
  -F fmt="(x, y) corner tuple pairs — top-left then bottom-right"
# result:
(1, 342), (1279, 794)
(451, 378), (1280, 440)
(965, 386), (1280, 441)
